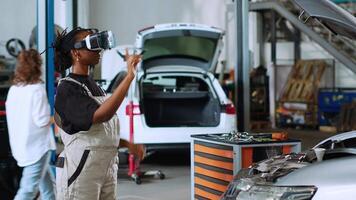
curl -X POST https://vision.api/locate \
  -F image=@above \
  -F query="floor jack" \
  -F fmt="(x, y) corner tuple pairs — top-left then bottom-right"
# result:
(127, 153), (165, 185)
(125, 101), (165, 184)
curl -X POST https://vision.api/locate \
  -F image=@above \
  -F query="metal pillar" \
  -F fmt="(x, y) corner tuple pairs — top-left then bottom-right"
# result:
(270, 10), (278, 113)
(73, 0), (78, 28)
(235, 0), (250, 131)
(46, 0), (55, 115)
(37, 0), (56, 176)
(271, 11), (277, 65)
(294, 29), (301, 64)
(36, 0), (54, 113)
(37, 0), (55, 113)
(259, 12), (266, 67)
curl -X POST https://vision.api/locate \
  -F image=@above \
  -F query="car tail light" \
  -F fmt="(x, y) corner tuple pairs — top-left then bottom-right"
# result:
(125, 103), (141, 115)
(0, 101), (5, 116)
(223, 103), (236, 115)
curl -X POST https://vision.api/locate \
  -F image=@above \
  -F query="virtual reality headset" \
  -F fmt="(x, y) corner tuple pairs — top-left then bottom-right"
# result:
(74, 29), (115, 51)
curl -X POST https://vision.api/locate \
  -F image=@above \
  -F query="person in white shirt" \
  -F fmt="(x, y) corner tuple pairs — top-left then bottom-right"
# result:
(6, 49), (56, 200)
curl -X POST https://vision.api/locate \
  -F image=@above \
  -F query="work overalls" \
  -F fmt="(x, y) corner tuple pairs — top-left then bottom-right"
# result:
(55, 77), (119, 200)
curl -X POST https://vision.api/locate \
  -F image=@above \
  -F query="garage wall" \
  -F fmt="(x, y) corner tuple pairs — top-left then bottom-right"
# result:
(87, 0), (233, 76)
(0, 0), (243, 75)
(0, 0), (36, 57)
(263, 42), (356, 89)
(0, 0), (71, 58)
(261, 41), (355, 128)
(88, 0), (226, 45)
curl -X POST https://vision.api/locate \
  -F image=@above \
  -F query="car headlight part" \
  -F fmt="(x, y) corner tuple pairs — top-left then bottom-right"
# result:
(222, 179), (317, 200)
(223, 179), (254, 199)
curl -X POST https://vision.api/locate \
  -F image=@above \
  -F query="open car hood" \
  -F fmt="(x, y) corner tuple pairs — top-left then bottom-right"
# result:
(237, 131), (356, 183)
(276, 156), (356, 186)
(221, 131), (356, 199)
(136, 23), (224, 73)
(293, 0), (356, 39)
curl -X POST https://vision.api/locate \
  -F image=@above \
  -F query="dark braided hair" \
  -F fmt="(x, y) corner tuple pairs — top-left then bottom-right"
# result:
(53, 27), (90, 72)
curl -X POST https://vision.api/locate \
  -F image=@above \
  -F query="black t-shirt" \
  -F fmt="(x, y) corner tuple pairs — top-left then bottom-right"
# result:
(54, 73), (104, 134)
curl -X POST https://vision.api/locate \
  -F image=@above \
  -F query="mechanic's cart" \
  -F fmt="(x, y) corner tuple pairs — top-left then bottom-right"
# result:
(190, 133), (301, 200)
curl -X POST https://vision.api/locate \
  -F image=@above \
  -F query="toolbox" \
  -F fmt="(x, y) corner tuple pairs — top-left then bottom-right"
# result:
(190, 132), (301, 200)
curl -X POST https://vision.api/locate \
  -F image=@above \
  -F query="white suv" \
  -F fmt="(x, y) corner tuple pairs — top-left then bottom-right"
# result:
(111, 23), (236, 149)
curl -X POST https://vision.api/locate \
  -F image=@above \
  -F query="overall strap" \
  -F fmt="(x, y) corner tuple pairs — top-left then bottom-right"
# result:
(58, 77), (93, 97)
(98, 85), (106, 96)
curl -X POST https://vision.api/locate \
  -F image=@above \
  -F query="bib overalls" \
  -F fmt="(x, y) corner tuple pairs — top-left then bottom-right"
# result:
(56, 77), (119, 200)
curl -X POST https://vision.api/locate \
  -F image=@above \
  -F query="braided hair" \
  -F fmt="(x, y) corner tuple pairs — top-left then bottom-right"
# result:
(53, 27), (90, 72)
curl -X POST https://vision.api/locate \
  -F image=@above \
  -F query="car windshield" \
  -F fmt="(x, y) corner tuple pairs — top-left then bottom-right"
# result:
(318, 137), (356, 149)
(142, 36), (217, 62)
(316, 137), (356, 159)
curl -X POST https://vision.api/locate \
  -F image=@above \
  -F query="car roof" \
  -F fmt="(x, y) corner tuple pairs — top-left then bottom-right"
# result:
(294, 0), (356, 39)
(138, 23), (223, 36)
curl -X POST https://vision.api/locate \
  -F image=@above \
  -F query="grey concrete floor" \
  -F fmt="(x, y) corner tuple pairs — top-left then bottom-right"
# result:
(117, 149), (191, 200)
(116, 129), (337, 200)
(117, 165), (190, 200)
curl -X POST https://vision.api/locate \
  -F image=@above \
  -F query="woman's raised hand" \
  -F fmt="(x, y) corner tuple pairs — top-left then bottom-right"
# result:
(125, 48), (142, 77)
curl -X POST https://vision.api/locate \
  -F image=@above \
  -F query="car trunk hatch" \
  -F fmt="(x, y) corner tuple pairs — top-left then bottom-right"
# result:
(140, 75), (221, 127)
(139, 27), (223, 73)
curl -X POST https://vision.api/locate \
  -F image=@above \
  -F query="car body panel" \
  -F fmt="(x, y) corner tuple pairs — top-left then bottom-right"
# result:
(114, 23), (236, 146)
(294, 0), (356, 39)
(315, 130), (356, 147)
(142, 65), (208, 74)
(276, 156), (356, 200)
(118, 71), (236, 144)
(221, 131), (356, 200)
(135, 23), (224, 73)
(276, 155), (356, 184)
(132, 114), (235, 144)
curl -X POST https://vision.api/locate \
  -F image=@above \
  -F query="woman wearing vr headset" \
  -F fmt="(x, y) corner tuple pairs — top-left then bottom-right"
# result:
(53, 27), (141, 200)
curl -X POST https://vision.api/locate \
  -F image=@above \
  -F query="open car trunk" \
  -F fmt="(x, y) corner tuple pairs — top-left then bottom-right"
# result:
(140, 75), (221, 127)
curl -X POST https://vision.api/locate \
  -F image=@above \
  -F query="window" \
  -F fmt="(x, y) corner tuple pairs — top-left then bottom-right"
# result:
(143, 36), (217, 62)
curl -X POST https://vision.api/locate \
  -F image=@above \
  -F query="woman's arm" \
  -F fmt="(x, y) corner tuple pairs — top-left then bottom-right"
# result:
(92, 50), (141, 123)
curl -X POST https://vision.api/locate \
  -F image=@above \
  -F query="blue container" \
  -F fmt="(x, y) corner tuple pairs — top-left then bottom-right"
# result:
(318, 88), (356, 125)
